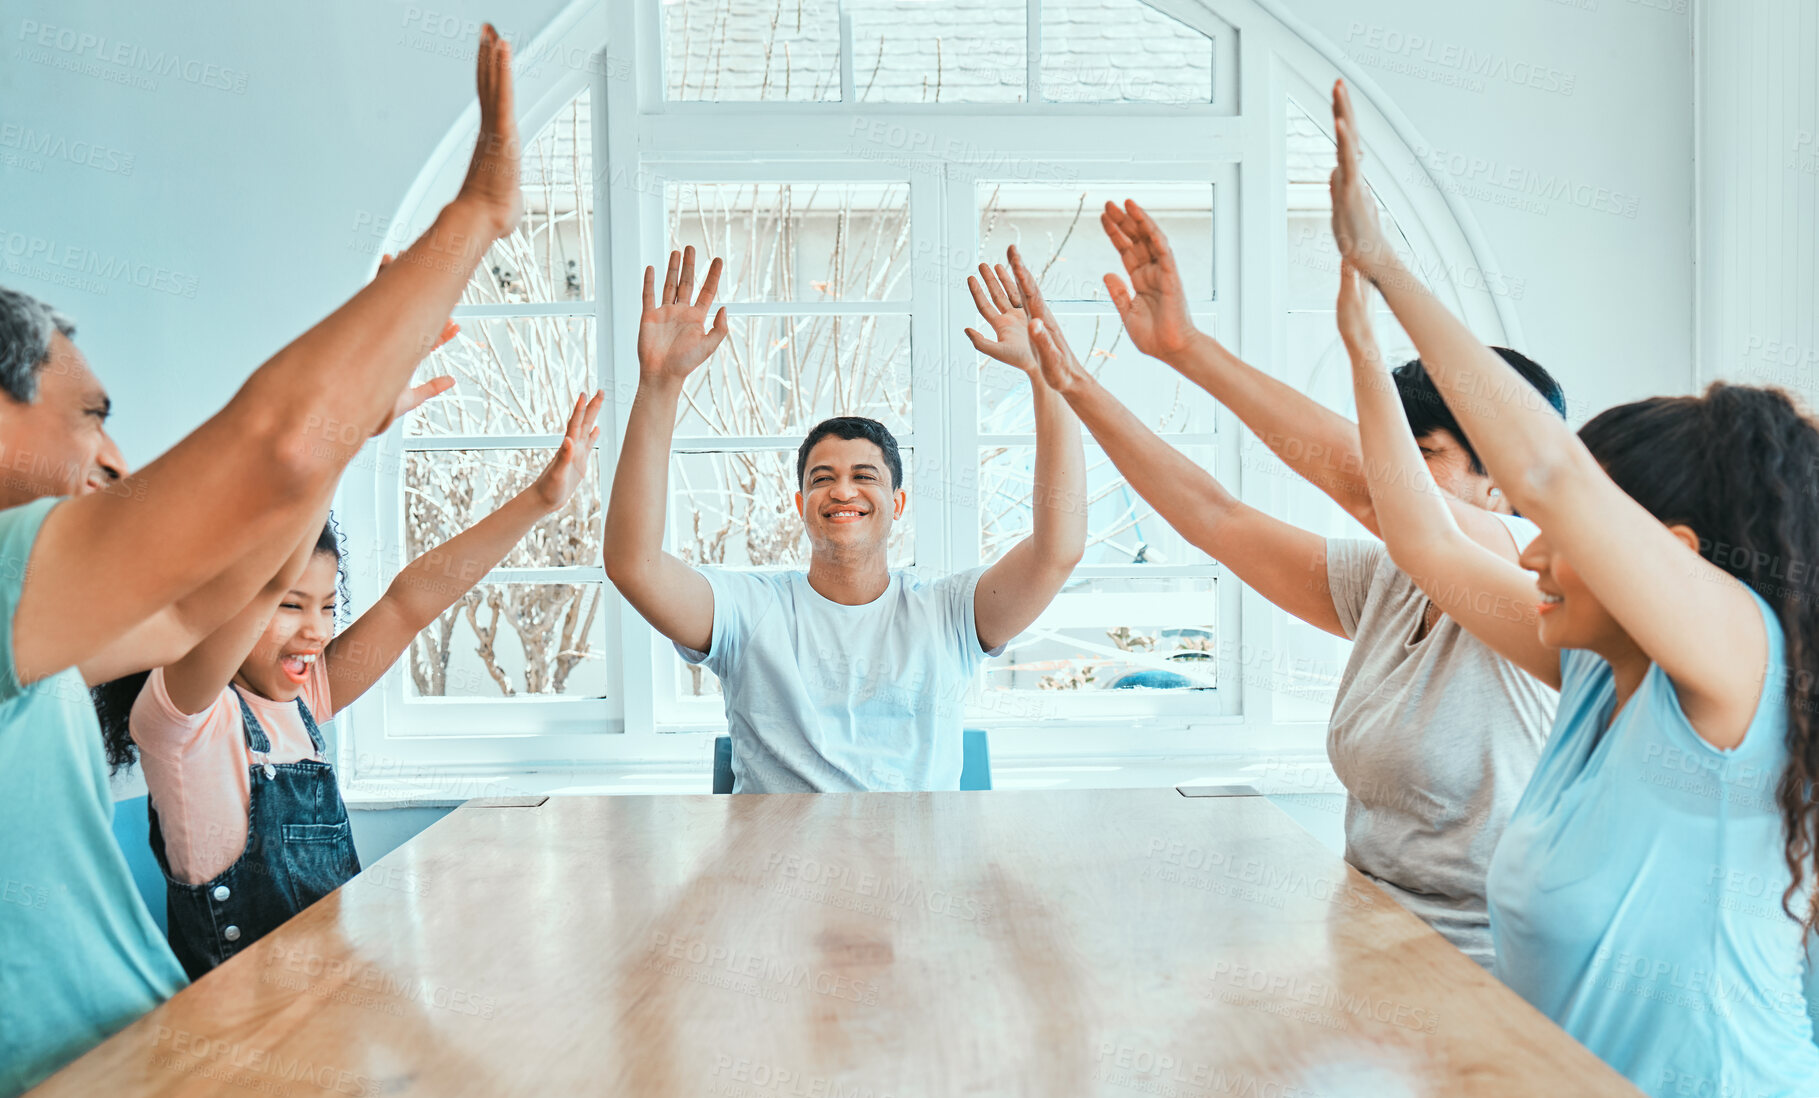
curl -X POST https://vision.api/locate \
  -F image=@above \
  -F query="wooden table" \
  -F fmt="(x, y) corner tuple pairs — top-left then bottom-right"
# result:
(35, 789), (1641, 1097)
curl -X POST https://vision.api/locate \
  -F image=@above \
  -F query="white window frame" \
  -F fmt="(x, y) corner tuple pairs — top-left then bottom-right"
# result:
(336, 0), (1520, 798)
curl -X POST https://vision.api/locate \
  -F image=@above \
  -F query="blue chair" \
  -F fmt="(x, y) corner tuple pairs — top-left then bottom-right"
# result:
(713, 729), (992, 792)
(111, 795), (168, 936)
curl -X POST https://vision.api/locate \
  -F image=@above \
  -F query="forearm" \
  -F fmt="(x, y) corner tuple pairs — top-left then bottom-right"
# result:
(1026, 383), (1087, 570)
(1349, 345), (1463, 571)
(388, 487), (549, 629)
(1169, 332), (1373, 521)
(240, 203), (496, 488)
(1061, 376), (1237, 552)
(1363, 257), (1581, 515)
(603, 378), (682, 582)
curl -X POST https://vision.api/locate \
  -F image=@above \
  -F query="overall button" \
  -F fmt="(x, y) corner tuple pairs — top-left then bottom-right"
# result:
(212, 885), (230, 902)
(223, 925), (242, 942)
(262, 763), (277, 780)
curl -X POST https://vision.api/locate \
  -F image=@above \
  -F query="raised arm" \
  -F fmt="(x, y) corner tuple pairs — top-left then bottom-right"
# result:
(14, 26), (521, 686)
(1001, 251), (1343, 638)
(81, 268), (457, 686)
(965, 253), (1087, 651)
(1340, 263), (1557, 684)
(1101, 200), (1517, 555)
(602, 248), (729, 655)
(1328, 78), (1761, 743)
(324, 390), (603, 711)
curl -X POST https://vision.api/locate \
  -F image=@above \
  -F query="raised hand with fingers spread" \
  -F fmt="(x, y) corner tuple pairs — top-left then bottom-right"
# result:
(1101, 199), (1201, 365)
(638, 246), (730, 383)
(965, 262), (1037, 377)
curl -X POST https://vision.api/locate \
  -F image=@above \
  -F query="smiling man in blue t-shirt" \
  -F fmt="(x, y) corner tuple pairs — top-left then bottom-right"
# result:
(605, 247), (1086, 793)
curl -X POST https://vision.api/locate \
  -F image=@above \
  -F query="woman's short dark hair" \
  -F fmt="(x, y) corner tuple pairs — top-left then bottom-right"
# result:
(796, 417), (903, 491)
(1394, 348), (1567, 475)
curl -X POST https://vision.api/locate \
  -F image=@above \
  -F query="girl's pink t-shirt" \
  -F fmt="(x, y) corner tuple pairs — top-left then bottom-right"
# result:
(130, 662), (336, 885)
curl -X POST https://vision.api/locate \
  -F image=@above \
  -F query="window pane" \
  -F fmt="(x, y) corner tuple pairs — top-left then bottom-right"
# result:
(982, 577), (1219, 692)
(406, 582), (607, 698)
(847, 0), (1026, 103)
(403, 449), (601, 569)
(462, 89), (594, 305)
(979, 444), (1216, 567)
(977, 182), (1213, 302)
(670, 449), (915, 570)
(667, 182), (911, 302)
(663, 0), (841, 102)
(405, 317), (593, 438)
(1041, 0), (1213, 104)
(978, 312), (1219, 434)
(678, 314), (911, 437)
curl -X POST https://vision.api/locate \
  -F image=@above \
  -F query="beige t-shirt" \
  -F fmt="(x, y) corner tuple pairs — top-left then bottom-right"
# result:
(1324, 515), (1557, 969)
(130, 662), (335, 885)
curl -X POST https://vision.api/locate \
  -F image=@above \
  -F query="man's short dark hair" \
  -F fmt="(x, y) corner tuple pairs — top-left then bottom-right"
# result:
(796, 416), (903, 491)
(1393, 348), (1566, 476)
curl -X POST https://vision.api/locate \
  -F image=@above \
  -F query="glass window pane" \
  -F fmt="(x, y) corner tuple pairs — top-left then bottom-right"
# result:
(663, 0), (842, 102)
(406, 582), (607, 698)
(977, 182), (1213, 302)
(667, 182), (911, 303)
(978, 311), (1219, 434)
(847, 0), (1026, 103)
(462, 89), (594, 305)
(406, 317), (593, 438)
(678, 314), (911, 438)
(979, 444), (1215, 567)
(1041, 0), (1213, 104)
(403, 449), (601, 569)
(982, 577), (1218, 692)
(670, 449), (915, 570)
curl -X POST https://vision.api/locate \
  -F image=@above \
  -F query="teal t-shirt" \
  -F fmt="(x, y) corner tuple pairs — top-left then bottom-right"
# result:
(0, 497), (186, 1095)
(1488, 588), (1819, 1097)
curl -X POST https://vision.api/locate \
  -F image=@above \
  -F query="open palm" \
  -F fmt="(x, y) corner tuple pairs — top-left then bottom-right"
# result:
(638, 246), (729, 383)
(965, 262), (1037, 376)
(1101, 200), (1198, 362)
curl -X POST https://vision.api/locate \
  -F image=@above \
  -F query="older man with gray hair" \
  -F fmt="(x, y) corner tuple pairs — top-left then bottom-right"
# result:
(0, 289), (129, 505)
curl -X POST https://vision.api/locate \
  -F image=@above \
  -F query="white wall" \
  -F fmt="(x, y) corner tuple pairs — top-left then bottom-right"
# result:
(1696, 0), (1818, 398)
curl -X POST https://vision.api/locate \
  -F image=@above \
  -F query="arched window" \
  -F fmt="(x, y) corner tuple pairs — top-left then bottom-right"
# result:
(341, 0), (1517, 786)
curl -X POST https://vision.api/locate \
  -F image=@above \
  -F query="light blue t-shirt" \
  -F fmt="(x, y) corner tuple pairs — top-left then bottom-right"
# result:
(677, 566), (1000, 793)
(0, 497), (187, 1095)
(1488, 588), (1819, 1098)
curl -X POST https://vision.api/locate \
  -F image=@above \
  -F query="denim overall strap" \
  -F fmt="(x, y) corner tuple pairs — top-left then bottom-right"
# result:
(152, 687), (359, 980)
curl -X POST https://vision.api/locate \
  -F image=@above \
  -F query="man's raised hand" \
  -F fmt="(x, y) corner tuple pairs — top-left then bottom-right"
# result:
(1102, 200), (1200, 364)
(965, 261), (1038, 377)
(637, 246), (730, 384)
(456, 24), (523, 241)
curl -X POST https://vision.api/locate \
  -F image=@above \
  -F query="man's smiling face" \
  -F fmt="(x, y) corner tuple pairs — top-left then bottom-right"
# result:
(795, 435), (904, 561)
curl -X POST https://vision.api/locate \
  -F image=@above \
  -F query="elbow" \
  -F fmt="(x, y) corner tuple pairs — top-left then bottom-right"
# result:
(1503, 451), (1584, 521)
(260, 409), (340, 503)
